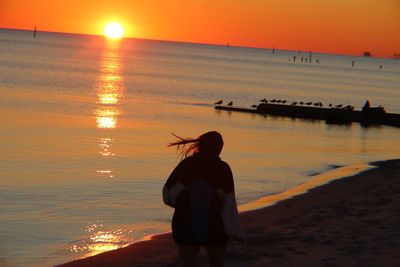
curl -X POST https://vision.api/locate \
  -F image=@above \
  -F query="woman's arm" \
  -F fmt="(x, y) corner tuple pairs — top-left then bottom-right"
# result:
(221, 162), (247, 240)
(163, 160), (186, 207)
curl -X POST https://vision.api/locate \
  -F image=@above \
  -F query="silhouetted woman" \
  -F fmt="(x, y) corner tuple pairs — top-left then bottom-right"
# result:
(163, 131), (245, 267)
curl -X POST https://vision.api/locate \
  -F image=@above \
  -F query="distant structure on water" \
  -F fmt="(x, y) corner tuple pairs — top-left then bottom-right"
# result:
(363, 51), (371, 57)
(33, 26), (37, 39)
(215, 99), (400, 127)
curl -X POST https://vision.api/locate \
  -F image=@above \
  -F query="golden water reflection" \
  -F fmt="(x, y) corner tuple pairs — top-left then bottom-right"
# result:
(93, 41), (125, 178)
(67, 221), (132, 257)
(80, 41), (133, 259)
(85, 230), (129, 256)
(94, 41), (125, 129)
(99, 93), (119, 104)
(96, 109), (119, 129)
(98, 138), (115, 156)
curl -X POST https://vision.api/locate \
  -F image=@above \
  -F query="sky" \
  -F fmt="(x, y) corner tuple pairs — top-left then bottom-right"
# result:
(1, 0), (399, 57)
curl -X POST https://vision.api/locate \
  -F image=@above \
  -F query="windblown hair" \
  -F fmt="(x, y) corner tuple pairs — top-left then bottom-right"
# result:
(168, 131), (224, 159)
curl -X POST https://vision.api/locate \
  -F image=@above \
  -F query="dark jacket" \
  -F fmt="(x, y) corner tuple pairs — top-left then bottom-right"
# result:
(163, 152), (234, 245)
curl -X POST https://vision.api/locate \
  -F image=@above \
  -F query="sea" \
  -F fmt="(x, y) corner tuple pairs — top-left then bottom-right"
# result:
(0, 29), (399, 267)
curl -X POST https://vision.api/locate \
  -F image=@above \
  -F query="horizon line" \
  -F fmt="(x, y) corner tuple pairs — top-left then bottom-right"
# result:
(0, 27), (396, 59)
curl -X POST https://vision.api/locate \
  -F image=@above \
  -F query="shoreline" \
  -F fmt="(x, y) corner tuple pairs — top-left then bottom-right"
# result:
(57, 159), (400, 266)
(238, 162), (371, 213)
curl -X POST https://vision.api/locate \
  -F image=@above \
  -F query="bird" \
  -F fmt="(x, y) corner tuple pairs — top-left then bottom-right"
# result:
(227, 101), (233, 106)
(291, 102), (298, 106)
(271, 99), (277, 103)
(214, 100), (223, 105)
(306, 102), (312, 105)
(299, 101), (304, 105)
(329, 103), (332, 107)
(318, 102), (323, 107)
(251, 104), (258, 108)
(259, 98), (268, 103)
(281, 100), (287, 104)
(313, 103), (319, 106)
(276, 100), (281, 103)
(335, 104), (343, 108)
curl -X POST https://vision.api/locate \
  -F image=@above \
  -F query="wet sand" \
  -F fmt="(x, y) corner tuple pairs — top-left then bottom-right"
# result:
(57, 159), (400, 267)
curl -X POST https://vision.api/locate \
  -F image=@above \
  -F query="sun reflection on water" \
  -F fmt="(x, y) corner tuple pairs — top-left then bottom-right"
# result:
(96, 110), (118, 128)
(85, 231), (128, 256)
(67, 221), (132, 258)
(98, 138), (115, 156)
(94, 42), (125, 130)
(93, 41), (125, 179)
(99, 93), (119, 104)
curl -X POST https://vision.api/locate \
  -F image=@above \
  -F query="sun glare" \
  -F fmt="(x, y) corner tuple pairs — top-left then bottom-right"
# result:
(104, 22), (124, 39)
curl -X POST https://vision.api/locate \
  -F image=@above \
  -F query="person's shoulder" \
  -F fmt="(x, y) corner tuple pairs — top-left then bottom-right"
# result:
(219, 159), (232, 171)
(219, 159), (229, 166)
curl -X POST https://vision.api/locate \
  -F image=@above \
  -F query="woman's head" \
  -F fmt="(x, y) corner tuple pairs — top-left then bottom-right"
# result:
(168, 131), (224, 158)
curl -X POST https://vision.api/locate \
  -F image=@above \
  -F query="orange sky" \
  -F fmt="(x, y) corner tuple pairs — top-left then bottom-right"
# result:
(1, 0), (399, 57)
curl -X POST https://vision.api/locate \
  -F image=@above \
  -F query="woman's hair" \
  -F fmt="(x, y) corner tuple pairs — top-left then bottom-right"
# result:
(168, 131), (224, 158)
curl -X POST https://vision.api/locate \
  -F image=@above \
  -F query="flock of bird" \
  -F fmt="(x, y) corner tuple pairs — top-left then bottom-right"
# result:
(214, 99), (355, 110)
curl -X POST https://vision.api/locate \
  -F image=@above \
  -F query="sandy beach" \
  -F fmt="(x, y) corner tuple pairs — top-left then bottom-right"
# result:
(57, 159), (400, 267)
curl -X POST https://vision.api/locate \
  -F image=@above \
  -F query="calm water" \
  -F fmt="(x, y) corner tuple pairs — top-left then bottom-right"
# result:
(0, 29), (399, 267)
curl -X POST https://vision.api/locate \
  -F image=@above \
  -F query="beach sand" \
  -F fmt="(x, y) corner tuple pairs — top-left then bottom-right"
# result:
(57, 159), (400, 267)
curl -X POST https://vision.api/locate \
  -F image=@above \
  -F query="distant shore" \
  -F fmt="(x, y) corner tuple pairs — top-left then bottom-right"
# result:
(57, 159), (400, 267)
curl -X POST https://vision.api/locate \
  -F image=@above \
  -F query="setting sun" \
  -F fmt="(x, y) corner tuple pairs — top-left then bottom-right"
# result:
(104, 22), (124, 39)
